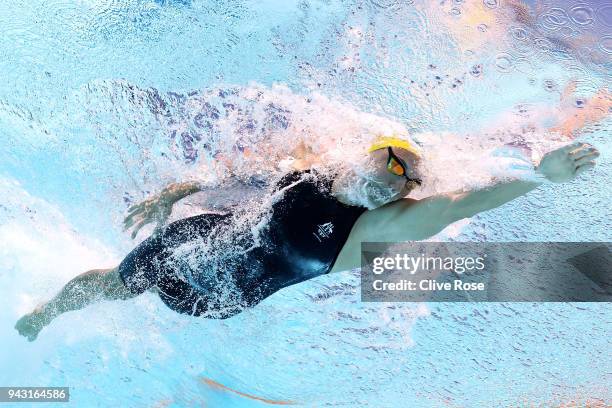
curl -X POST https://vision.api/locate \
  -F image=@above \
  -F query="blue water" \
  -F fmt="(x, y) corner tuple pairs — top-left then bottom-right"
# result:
(1, 0), (610, 407)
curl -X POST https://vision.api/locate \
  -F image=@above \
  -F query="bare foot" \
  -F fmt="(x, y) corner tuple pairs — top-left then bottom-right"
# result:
(15, 306), (50, 342)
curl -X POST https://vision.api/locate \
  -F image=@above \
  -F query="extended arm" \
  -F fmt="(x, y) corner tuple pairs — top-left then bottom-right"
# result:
(442, 141), (599, 221)
(438, 178), (540, 224)
(360, 142), (599, 243)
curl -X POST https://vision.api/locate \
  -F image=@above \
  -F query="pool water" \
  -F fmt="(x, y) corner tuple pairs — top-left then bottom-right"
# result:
(0, 0), (610, 406)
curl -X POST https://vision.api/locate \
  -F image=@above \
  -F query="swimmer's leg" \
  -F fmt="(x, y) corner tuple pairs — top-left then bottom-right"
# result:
(15, 267), (135, 341)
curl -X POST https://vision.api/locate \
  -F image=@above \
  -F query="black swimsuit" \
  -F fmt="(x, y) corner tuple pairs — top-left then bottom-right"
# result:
(118, 170), (366, 318)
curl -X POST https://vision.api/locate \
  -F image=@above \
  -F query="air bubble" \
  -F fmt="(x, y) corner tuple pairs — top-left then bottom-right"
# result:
(569, 5), (594, 26)
(510, 26), (528, 41)
(596, 5), (612, 27)
(515, 104), (532, 117)
(470, 64), (483, 77)
(543, 79), (557, 92)
(494, 53), (514, 72)
(534, 37), (553, 53)
(513, 40), (535, 57)
(483, 0), (498, 9)
(477, 24), (488, 32)
(557, 26), (576, 39)
(599, 35), (612, 54)
(513, 57), (534, 74)
(539, 8), (569, 31)
(369, 0), (401, 9)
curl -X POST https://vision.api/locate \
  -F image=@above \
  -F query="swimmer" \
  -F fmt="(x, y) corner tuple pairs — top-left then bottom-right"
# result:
(15, 113), (605, 341)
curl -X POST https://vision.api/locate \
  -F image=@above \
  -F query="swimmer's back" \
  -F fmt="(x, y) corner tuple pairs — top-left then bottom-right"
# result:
(257, 170), (367, 290)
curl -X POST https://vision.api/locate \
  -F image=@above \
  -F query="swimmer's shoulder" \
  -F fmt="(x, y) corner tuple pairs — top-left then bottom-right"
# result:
(330, 198), (415, 272)
(350, 196), (452, 242)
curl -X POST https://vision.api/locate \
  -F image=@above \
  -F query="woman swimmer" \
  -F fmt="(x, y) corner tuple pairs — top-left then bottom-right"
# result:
(15, 94), (607, 341)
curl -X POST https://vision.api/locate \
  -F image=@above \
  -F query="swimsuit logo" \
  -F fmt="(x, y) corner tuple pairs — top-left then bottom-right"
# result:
(313, 222), (334, 242)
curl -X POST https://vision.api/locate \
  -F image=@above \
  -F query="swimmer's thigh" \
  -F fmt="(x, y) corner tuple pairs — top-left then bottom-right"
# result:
(118, 213), (230, 295)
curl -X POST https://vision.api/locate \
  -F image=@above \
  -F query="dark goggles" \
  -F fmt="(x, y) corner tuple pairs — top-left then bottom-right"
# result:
(386, 147), (422, 186)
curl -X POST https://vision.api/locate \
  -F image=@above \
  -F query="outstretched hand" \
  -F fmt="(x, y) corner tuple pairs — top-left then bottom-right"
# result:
(537, 142), (599, 183)
(124, 194), (172, 239)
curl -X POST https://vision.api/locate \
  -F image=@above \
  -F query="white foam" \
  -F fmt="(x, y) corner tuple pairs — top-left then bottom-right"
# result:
(0, 177), (119, 315)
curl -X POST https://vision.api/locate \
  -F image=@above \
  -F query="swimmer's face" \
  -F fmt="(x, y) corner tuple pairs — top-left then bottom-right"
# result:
(331, 147), (422, 209)
(363, 147), (421, 208)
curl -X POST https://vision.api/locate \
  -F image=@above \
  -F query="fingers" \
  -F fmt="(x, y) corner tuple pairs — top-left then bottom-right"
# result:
(559, 141), (586, 154)
(574, 154), (599, 167)
(131, 219), (149, 239)
(123, 213), (142, 230)
(575, 161), (596, 176)
(568, 144), (599, 173)
(570, 146), (599, 161)
(574, 156), (597, 168)
(124, 198), (168, 238)
(127, 201), (145, 214)
(124, 211), (143, 229)
(124, 200), (152, 230)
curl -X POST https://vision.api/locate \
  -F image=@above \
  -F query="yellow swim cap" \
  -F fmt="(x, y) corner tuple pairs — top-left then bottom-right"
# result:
(367, 135), (420, 157)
